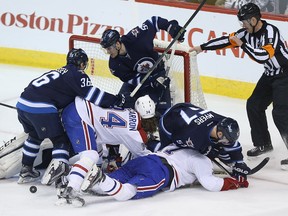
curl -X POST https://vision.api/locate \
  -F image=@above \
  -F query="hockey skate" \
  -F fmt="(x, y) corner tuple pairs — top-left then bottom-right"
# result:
(81, 164), (105, 193)
(17, 165), (41, 184)
(280, 158), (288, 171)
(41, 159), (70, 185)
(56, 186), (85, 207)
(247, 145), (273, 157)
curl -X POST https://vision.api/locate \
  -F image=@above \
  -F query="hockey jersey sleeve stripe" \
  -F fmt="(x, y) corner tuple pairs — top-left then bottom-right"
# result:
(241, 43), (270, 63)
(16, 98), (57, 113)
(201, 36), (231, 50)
(228, 33), (239, 47)
(150, 16), (160, 32)
(262, 44), (275, 58)
(84, 100), (95, 127)
(81, 121), (92, 150)
(159, 117), (172, 137)
(85, 87), (105, 106)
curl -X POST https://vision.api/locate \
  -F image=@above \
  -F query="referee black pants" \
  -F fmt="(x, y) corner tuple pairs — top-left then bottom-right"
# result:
(246, 73), (288, 148)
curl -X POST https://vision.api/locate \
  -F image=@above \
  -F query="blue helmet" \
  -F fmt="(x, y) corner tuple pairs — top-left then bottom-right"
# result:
(237, 3), (261, 21)
(217, 117), (240, 143)
(100, 29), (120, 48)
(66, 48), (88, 67)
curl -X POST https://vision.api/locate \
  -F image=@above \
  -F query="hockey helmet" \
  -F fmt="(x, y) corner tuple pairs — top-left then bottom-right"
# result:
(100, 29), (120, 48)
(237, 3), (261, 21)
(66, 48), (88, 67)
(135, 95), (156, 119)
(217, 117), (240, 143)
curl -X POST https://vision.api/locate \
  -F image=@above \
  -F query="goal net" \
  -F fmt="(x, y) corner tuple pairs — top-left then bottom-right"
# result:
(69, 35), (207, 109)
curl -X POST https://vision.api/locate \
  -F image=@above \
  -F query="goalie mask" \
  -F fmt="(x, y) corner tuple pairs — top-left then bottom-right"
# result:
(135, 95), (156, 119)
(66, 48), (88, 68)
(100, 29), (120, 48)
(237, 3), (261, 21)
(216, 117), (240, 144)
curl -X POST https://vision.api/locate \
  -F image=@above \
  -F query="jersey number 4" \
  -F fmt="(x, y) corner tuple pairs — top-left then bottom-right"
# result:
(100, 112), (127, 128)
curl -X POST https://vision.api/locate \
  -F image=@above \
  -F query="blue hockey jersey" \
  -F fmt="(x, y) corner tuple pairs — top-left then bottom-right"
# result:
(159, 103), (244, 164)
(16, 64), (119, 113)
(108, 16), (171, 87)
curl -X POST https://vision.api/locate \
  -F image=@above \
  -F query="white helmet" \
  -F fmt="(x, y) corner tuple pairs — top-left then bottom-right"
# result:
(134, 95), (156, 119)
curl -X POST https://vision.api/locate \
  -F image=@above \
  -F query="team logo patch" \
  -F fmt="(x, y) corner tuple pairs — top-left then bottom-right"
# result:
(135, 57), (155, 74)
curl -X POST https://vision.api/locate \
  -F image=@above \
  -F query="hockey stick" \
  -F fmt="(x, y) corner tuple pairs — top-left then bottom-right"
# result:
(212, 157), (270, 177)
(0, 102), (17, 110)
(130, 0), (207, 97)
(165, 42), (177, 76)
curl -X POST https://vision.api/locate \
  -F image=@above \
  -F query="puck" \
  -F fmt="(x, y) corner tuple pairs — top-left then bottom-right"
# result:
(29, 185), (37, 193)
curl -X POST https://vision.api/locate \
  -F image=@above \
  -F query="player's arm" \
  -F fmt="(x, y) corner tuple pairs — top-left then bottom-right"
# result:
(192, 29), (245, 54)
(149, 16), (185, 42)
(233, 28), (276, 64)
(69, 72), (127, 108)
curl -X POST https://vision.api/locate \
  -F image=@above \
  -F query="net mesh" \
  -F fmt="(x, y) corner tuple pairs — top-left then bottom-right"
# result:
(69, 35), (206, 109)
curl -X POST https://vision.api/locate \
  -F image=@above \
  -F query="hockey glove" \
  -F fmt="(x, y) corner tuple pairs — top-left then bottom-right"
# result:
(151, 76), (170, 91)
(221, 177), (249, 191)
(232, 162), (251, 182)
(167, 20), (185, 42)
(115, 93), (135, 108)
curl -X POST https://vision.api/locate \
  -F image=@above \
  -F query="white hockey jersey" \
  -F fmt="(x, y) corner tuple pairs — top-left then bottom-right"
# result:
(155, 144), (225, 192)
(74, 97), (151, 157)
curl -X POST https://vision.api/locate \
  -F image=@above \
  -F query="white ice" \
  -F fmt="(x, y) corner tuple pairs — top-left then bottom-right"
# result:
(0, 64), (287, 216)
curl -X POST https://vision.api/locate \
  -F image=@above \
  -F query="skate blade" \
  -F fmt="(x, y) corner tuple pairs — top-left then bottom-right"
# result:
(55, 197), (85, 207)
(17, 176), (40, 184)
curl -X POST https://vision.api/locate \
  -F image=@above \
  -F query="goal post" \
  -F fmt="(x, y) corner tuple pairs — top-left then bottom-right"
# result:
(69, 35), (207, 109)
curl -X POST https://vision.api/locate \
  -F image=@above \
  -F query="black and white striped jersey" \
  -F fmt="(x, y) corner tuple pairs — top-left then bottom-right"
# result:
(200, 20), (288, 77)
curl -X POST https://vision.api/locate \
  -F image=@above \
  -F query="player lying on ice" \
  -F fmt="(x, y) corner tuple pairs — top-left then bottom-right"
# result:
(56, 100), (250, 206)
(76, 143), (249, 205)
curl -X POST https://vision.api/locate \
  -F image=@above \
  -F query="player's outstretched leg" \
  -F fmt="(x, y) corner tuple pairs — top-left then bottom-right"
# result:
(41, 159), (70, 185)
(57, 186), (85, 207)
(81, 164), (105, 192)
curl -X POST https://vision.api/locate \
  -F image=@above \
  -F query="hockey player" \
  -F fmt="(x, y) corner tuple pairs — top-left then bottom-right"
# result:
(100, 16), (186, 115)
(78, 143), (249, 203)
(157, 103), (251, 183)
(55, 95), (158, 204)
(191, 3), (288, 169)
(16, 48), (131, 184)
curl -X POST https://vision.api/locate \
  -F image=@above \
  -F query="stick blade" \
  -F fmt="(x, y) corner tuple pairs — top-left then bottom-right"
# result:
(249, 157), (270, 175)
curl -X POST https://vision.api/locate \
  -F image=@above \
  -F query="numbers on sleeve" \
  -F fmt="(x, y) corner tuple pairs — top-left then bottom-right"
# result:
(100, 112), (127, 128)
(32, 71), (60, 87)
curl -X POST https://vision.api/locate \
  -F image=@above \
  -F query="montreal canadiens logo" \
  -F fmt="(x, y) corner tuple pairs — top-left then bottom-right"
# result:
(134, 57), (155, 74)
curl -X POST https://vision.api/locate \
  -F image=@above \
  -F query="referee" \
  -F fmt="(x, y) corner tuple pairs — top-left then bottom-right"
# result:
(191, 3), (288, 169)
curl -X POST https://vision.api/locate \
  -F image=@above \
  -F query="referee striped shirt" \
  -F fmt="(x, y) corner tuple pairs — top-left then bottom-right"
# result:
(200, 20), (288, 77)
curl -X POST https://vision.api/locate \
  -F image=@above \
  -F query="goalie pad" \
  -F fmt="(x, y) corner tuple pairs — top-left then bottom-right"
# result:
(0, 132), (27, 159)
(0, 132), (27, 179)
(0, 133), (53, 179)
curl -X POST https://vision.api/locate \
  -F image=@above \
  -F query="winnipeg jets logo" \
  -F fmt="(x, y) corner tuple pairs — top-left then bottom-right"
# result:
(134, 57), (155, 74)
